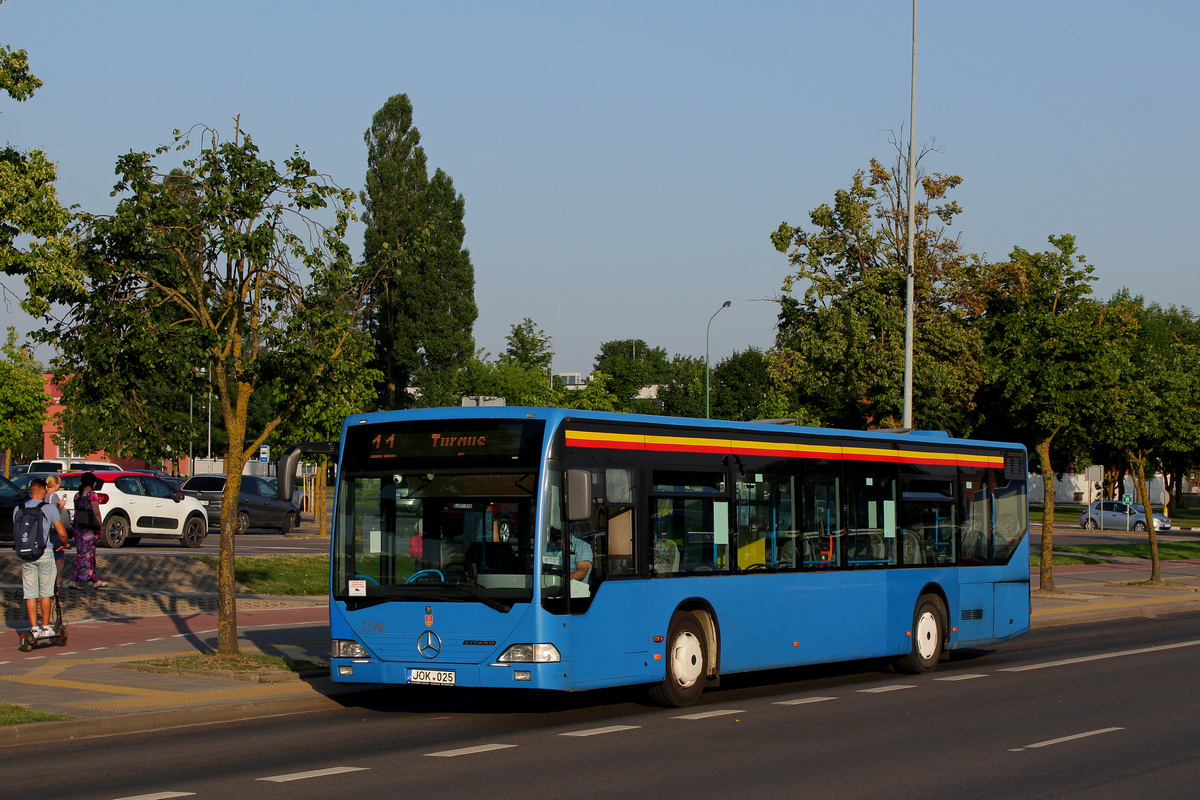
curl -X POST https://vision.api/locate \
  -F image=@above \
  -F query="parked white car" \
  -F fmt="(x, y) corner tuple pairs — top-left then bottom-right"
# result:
(58, 471), (209, 548)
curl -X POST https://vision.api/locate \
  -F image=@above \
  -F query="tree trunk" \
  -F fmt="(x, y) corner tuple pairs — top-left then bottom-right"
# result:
(1129, 454), (1161, 583)
(1036, 436), (1056, 592)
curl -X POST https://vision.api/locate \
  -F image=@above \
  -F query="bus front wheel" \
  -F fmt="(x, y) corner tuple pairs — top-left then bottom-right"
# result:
(649, 611), (708, 707)
(896, 594), (946, 674)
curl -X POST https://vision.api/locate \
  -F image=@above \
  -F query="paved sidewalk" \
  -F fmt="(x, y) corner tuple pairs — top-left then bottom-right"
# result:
(2, 552), (1200, 748)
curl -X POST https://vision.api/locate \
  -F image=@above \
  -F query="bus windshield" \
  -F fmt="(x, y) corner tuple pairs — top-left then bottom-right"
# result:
(334, 470), (539, 609)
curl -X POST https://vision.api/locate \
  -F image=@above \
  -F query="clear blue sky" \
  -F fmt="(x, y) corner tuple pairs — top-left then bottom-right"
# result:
(3, 0), (1198, 374)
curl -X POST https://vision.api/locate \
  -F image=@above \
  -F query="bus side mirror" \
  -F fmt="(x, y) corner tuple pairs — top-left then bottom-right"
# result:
(566, 469), (591, 522)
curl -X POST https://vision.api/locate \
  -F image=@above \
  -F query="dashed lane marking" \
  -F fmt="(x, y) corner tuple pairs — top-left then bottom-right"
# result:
(673, 709), (744, 720)
(773, 696), (837, 705)
(934, 674), (987, 681)
(857, 685), (915, 693)
(1008, 727), (1124, 752)
(258, 766), (368, 782)
(1001, 639), (1200, 672)
(113, 793), (195, 800)
(560, 725), (641, 737)
(426, 744), (518, 757)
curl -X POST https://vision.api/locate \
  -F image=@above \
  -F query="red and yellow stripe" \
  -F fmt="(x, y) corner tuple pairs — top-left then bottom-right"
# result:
(564, 429), (1005, 469)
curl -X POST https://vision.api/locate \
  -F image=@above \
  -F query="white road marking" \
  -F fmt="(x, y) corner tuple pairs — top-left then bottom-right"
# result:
(561, 725), (641, 737)
(773, 696), (837, 706)
(935, 674), (987, 682)
(1008, 727), (1124, 752)
(857, 685), (915, 693)
(89, 647), (107, 651)
(1001, 639), (1200, 672)
(673, 709), (745, 720)
(113, 793), (195, 800)
(426, 744), (518, 757)
(146, 638), (163, 642)
(257, 766), (368, 782)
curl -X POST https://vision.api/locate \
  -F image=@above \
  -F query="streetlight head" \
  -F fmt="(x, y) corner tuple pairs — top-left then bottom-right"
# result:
(722, 300), (731, 308)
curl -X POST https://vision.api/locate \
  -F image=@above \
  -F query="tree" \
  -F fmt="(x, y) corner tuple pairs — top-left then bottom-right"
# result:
(0, 327), (46, 476)
(460, 320), (557, 407)
(770, 148), (985, 434)
(503, 318), (554, 373)
(361, 94), (476, 409)
(30, 122), (368, 654)
(711, 348), (772, 421)
(657, 356), (706, 418)
(1, 23), (76, 317)
(592, 339), (670, 412)
(976, 235), (1132, 591)
(1102, 295), (1200, 583)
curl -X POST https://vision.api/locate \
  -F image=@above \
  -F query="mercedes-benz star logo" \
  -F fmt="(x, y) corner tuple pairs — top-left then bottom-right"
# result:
(417, 630), (442, 659)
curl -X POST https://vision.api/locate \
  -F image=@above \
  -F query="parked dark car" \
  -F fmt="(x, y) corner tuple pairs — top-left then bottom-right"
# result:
(180, 473), (300, 533)
(0, 475), (24, 541)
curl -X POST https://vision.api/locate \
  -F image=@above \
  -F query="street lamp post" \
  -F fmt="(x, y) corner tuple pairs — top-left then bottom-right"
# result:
(705, 300), (732, 419)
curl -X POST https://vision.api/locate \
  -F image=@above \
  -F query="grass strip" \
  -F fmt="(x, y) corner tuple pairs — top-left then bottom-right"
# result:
(1031, 554), (1105, 567)
(0, 702), (69, 726)
(1057, 541), (1200, 561)
(195, 554), (328, 595)
(134, 651), (327, 676)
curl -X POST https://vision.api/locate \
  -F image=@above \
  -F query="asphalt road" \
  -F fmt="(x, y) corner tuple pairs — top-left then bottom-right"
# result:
(7, 608), (1200, 799)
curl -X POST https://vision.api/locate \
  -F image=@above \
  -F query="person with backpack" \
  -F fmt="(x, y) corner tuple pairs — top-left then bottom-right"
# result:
(44, 474), (70, 588)
(13, 478), (69, 638)
(67, 472), (106, 589)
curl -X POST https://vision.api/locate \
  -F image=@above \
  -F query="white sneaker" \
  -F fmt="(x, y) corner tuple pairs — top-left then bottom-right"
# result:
(39, 626), (54, 638)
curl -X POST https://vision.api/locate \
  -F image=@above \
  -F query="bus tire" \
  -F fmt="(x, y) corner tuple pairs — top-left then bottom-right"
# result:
(648, 611), (708, 707)
(896, 594), (945, 674)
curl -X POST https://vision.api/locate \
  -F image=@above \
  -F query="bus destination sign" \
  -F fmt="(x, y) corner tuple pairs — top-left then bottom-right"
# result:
(369, 429), (522, 460)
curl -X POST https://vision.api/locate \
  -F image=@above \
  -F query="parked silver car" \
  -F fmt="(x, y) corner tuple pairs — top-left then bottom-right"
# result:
(1079, 500), (1171, 532)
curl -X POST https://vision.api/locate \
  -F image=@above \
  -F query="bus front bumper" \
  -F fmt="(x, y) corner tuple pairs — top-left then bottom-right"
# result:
(331, 659), (571, 691)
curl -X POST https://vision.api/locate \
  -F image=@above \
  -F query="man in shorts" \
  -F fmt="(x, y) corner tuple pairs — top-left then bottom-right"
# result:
(15, 479), (69, 637)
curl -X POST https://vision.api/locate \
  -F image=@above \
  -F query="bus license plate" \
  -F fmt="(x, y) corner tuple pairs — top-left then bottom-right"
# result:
(408, 668), (455, 686)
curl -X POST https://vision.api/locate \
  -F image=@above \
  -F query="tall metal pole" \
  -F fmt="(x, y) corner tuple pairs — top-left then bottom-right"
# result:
(902, 0), (918, 430)
(705, 300), (732, 419)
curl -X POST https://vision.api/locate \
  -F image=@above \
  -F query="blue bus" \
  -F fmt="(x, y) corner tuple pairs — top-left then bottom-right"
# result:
(280, 407), (1029, 706)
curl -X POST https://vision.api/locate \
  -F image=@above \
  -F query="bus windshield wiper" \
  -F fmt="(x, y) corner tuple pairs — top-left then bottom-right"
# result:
(424, 583), (512, 612)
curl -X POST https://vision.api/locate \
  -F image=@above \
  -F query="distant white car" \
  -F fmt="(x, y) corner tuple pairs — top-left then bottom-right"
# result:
(58, 471), (209, 548)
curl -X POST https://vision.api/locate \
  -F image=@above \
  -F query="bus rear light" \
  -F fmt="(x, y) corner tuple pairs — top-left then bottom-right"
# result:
(498, 643), (560, 663)
(653, 636), (664, 643)
(333, 639), (368, 658)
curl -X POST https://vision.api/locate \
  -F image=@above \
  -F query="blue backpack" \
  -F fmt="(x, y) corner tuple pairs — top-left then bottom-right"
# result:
(13, 501), (49, 562)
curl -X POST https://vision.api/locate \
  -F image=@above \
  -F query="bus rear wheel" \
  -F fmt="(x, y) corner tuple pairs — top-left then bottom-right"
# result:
(896, 594), (946, 674)
(648, 611), (708, 707)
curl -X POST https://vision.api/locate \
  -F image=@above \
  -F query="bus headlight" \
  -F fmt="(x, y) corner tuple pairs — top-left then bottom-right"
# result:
(333, 639), (368, 658)
(498, 643), (561, 663)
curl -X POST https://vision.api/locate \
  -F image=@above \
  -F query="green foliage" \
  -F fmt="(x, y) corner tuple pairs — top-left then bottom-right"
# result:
(0, 702), (68, 726)
(711, 348), (772, 421)
(771, 151), (984, 434)
(361, 94), (477, 409)
(592, 339), (670, 411)
(503, 318), (554, 372)
(25, 122), (368, 653)
(0, 327), (46, 465)
(0, 30), (76, 317)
